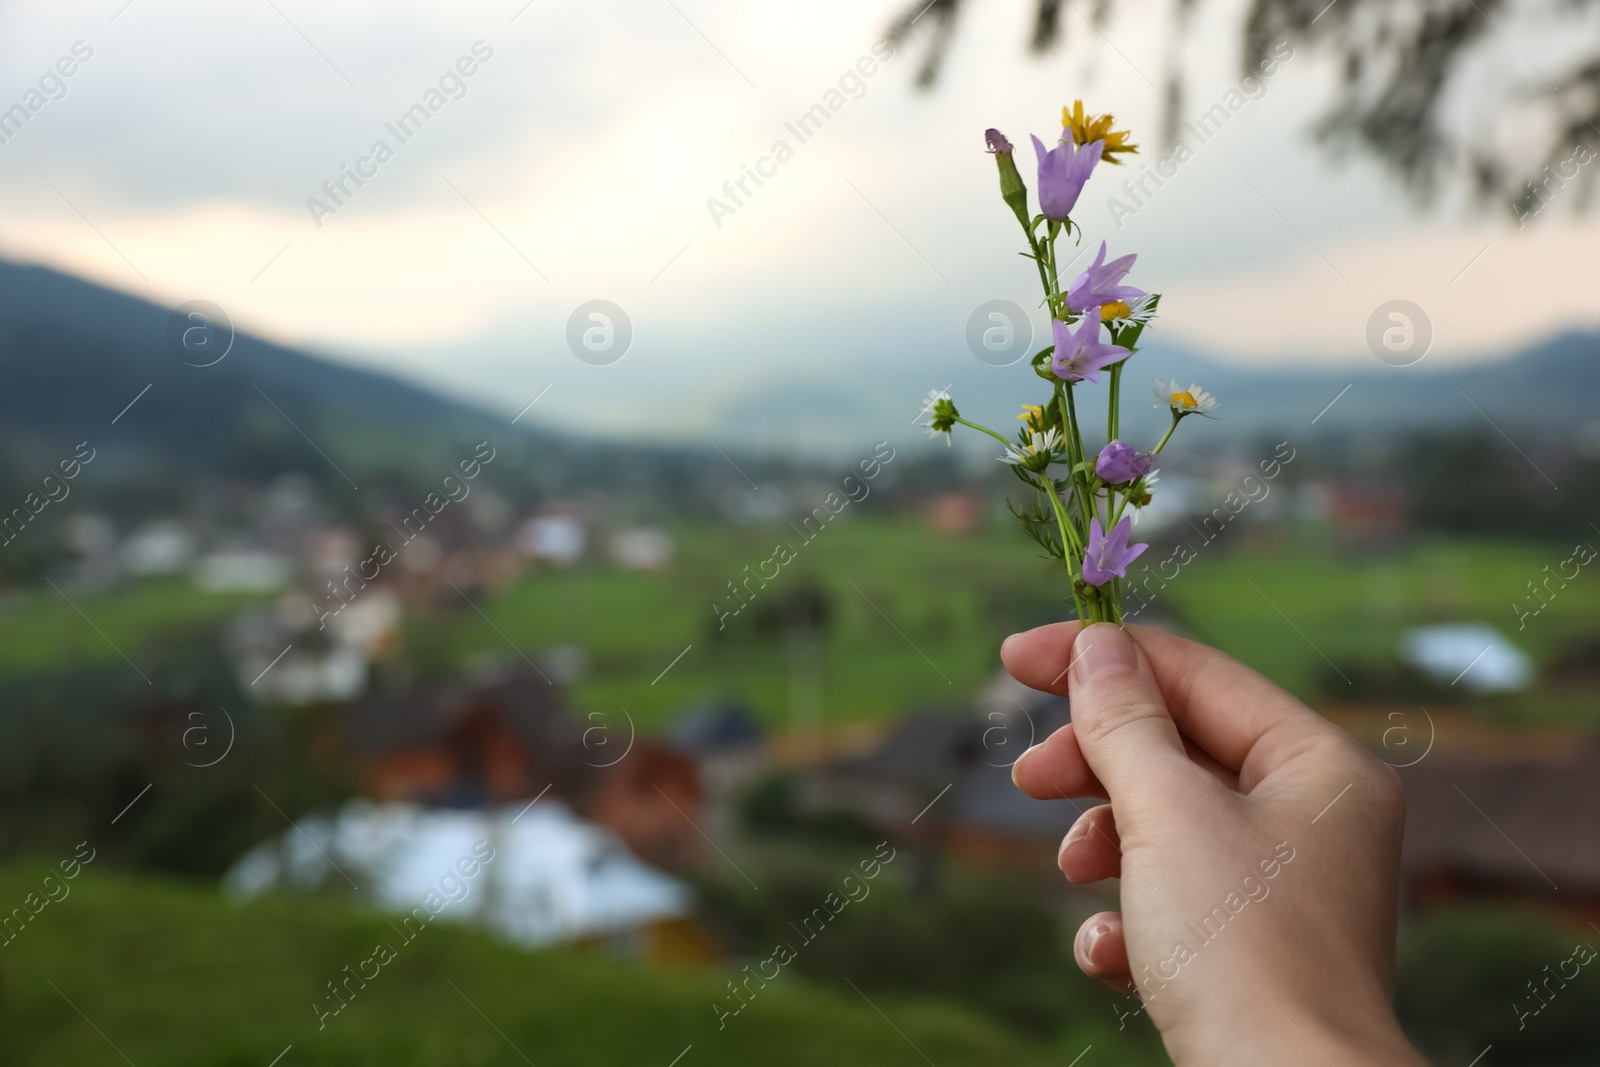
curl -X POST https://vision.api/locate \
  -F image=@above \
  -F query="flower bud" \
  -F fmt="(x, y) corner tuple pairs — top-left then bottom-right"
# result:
(986, 128), (1031, 230)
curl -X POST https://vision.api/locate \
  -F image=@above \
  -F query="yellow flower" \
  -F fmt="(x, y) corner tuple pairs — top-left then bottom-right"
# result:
(1099, 301), (1131, 321)
(1017, 403), (1050, 434)
(1063, 100), (1138, 165)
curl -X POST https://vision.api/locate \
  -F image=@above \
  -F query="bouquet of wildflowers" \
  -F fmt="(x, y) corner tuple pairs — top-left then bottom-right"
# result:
(923, 103), (1216, 625)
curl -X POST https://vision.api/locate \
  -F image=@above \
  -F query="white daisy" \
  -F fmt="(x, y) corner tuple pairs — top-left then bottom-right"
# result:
(920, 388), (958, 445)
(1129, 469), (1160, 524)
(999, 428), (1062, 471)
(1152, 378), (1218, 418)
(1104, 292), (1157, 331)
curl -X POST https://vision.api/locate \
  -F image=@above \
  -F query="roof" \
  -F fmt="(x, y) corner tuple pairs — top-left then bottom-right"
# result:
(1400, 743), (1600, 894)
(668, 702), (764, 752)
(946, 760), (1084, 838)
(342, 663), (574, 756)
(829, 710), (982, 782)
(1400, 624), (1534, 693)
(800, 699), (1081, 842)
(226, 798), (692, 945)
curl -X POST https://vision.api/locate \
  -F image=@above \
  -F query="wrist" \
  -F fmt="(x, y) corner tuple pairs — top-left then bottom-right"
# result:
(1300, 1019), (1426, 1067)
(1181, 998), (1425, 1067)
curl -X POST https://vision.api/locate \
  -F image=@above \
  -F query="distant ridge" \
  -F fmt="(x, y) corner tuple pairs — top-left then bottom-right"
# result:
(1, 258), (1595, 487)
(0, 259), (722, 503)
(0, 259), (516, 484)
(704, 312), (1599, 456)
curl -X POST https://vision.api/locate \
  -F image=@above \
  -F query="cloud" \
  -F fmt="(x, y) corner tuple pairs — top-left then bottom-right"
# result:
(0, 0), (1592, 447)
(1160, 221), (1600, 364)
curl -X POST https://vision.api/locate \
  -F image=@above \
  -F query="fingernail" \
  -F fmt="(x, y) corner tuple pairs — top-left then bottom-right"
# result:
(1080, 922), (1111, 966)
(1072, 623), (1137, 686)
(1063, 816), (1094, 849)
(1057, 818), (1093, 868)
(1010, 743), (1041, 787)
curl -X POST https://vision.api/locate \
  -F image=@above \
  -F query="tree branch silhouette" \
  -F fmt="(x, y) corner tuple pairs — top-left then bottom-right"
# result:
(888, 0), (1600, 215)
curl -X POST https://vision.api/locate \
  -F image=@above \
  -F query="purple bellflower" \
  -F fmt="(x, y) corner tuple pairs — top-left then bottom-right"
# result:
(1065, 241), (1146, 316)
(1051, 312), (1130, 383)
(1095, 440), (1154, 484)
(1030, 133), (1104, 220)
(1082, 516), (1148, 586)
(985, 128), (1014, 154)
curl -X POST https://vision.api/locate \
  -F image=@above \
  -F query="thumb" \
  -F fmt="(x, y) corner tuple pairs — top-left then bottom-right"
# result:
(1069, 623), (1192, 801)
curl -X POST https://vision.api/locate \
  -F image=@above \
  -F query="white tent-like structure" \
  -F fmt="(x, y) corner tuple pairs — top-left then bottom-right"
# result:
(1400, 623), (1535, 694)
(226, 798), (692, 948)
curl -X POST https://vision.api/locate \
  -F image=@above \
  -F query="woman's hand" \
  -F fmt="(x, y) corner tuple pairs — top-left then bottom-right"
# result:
(1005, 622), (1427, 1066)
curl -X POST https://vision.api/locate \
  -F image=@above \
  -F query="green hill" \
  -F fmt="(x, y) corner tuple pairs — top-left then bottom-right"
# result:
(0, 259), (733, 510)
(0, 864), (1113, 1067)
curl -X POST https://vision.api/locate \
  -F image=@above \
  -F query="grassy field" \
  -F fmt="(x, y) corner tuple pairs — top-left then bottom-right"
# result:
(0, 863), (1090, 1067)
(405, 517), (1060, 731)
(412, 523), (1600, 729)
(0, 579), (258, 675)
(1156, 538), (1600, 699)
(4, 520), (1596, 730)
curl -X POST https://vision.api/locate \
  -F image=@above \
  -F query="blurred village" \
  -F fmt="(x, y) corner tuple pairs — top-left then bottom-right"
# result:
(9, 429), (1597, 997)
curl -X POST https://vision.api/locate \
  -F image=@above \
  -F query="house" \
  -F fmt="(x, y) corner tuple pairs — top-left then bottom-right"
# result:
(1320, 478), (1407, 550)
(226, 591), (404, 705)
(343, 664), (582, 807)
(669, 702), (766, 800)
(517, 514), (587, 564)
(927, 492), (982, 534)
(1398, 743), (1600, 912)
(340, 663), (704, 869)
(792, 687), (1082, 873)
(585, 741), (704, 871)
(1551, 633), (1600, 683)
(225, 798), (709, 960)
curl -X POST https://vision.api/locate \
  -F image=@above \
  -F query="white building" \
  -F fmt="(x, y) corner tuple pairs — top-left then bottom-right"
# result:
(226, 799), (692, 948)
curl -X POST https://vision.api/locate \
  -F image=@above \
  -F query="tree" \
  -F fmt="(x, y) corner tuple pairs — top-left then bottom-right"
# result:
(888, 0), (1600, 216)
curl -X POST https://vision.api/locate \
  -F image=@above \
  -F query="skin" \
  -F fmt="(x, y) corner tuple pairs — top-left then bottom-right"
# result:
(1004, 622), (1428, 1066)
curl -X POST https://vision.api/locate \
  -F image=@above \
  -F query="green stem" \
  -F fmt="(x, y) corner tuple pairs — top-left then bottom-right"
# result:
(1060, 384), (1096, 522)
(952, 415), (1011, 448)
(1042, 473), (1084, 555)
(1107, 361), (1123, 443)
(1108, 413), (1183, 528)
(1044, 223), (1065, 320)
(1036, 218), (1100, 624)
(1039, 473), (1092, 621)
(1022, 228), (1052, 300)
(1109, 488), (1133, 527)
(1152, 412), (1182, 455)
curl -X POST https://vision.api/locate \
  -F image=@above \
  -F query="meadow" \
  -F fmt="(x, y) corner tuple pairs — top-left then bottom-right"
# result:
(0, 864), (1085, 1067)
(2, 518), (1595, 731)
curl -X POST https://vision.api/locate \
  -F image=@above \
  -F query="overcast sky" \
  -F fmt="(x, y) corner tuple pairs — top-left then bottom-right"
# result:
(1, 0), (1595, 448)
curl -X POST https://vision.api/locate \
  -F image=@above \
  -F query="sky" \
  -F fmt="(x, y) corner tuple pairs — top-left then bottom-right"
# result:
(0, 0), (1596, 450)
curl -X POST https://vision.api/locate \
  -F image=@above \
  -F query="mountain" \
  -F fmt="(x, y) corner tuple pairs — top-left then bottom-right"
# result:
(1112, 330), (1600, 440)
(719, 326), (1600, 455)
(0, 259), (528, 492)
(1, 258), (1595, 495)
(0, 259), (732, 509)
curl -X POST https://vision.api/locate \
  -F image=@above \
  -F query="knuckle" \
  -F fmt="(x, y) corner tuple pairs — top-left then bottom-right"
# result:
(1072, 696), (1168, 751)
(1343, 742), (1405, 814)
(1366, 757), (1405, 811)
